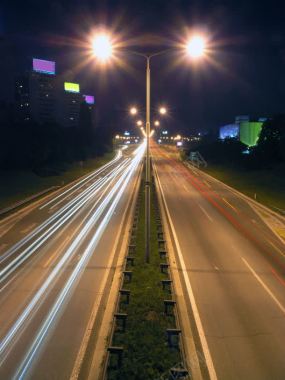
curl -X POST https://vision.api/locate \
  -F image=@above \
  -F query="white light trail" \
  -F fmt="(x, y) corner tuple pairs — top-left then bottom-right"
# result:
(0, 158), (130, 280)
(0, 152), (124, 266)
(14, 144), (144, 379)
(0, 143), (145, 371)
(39, 150), (122, 210)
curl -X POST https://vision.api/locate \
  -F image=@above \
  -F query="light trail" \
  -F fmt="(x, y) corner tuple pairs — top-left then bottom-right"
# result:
(0, 158), (131, 284)
(0, 143), (145, 372)
(13, 144), (144, 380)
(0, 153), (125, 266)
(39, 149), (122, 210)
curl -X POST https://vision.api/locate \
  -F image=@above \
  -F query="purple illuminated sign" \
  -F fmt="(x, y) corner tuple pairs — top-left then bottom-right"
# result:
(83, 95), (95, 105)
(33, 59), (55, 75)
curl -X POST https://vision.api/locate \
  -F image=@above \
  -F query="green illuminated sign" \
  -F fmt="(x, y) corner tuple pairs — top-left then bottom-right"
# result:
(239, 122), (263, 147)
(64, 82), (80, 93)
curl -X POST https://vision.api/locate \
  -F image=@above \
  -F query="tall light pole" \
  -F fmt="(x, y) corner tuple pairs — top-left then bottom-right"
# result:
(129, 50), (170, 263)
(91, 32), (206, 264)
(145, 56), (151, 263)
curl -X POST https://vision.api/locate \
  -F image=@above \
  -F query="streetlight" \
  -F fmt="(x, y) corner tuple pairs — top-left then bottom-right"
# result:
(137, 120), (143, 126)
(92, 32), (207, 263)
(91, 34), (113, 62)
(154, 120), (160, 127)
(130, 107), (138, 115)
(186, 35), (206, 59)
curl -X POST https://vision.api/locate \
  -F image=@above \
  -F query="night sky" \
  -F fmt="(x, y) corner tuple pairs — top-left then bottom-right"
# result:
(1, 0), (285, 134)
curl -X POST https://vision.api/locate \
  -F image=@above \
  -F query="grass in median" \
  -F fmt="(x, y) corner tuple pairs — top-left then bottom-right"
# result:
(107, 178), (182, 380)
(0, 152), (115, 210)
(203, 164), (285, 211)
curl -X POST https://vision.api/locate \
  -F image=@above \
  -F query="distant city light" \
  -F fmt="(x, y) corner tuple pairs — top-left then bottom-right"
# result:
(33, 58), (55, 75)
(137, 120), (143, 126)
(64, 82), (80, 93)
(92, 34), (113, 62)
(162, 130), (168, 135)
(154, 120), (160, 126)
(124, 131), (130, 136)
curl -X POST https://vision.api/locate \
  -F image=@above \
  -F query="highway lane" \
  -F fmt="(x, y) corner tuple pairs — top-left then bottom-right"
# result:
(0, 143), (144, 379)
(153, 144), (285, 380)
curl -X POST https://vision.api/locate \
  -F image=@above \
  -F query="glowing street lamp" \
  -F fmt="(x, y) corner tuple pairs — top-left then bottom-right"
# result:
(92, 34), (113, 62)
(130, 107), (138, 115)
(137, 120), (143, 126)
(159, 107), (167, 115)
(90, 30), (208, 265)
(154, 120), (160, 127)
(186, 35), (206, 59)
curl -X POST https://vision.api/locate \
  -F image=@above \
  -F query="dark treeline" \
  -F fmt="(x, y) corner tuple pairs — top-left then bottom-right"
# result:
(188, 115), (285, 170)
(0, 102), (113, 175)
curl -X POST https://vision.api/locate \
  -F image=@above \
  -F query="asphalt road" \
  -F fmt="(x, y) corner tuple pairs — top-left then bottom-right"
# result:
(153, 144), (285, 380)
(0, 143), (144, 379)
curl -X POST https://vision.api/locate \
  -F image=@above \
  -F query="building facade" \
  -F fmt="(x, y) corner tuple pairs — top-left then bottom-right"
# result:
(14, 59), (56, 124)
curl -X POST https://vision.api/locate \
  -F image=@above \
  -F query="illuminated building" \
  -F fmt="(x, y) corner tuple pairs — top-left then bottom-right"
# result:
(219, 124), (239, 140)
(57, 82), (81, 127)
(15, 58), (56, 123)
(83, 95), (96, 128)
(239, 121), (263, 147)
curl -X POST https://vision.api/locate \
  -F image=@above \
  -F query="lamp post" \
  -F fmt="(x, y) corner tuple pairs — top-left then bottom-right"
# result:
(91, 33), (206, 264)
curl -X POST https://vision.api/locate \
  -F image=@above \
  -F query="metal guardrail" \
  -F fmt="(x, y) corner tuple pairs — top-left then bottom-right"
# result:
(188, 151), (207, 168)
(101, 181), (143, 379)
(0, 186), (60, 217)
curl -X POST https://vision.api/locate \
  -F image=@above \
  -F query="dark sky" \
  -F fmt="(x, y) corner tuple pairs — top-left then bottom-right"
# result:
(1, 0), (285, 134)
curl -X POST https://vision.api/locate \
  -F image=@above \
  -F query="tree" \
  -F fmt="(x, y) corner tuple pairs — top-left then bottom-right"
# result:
(253, 115), (285, 165)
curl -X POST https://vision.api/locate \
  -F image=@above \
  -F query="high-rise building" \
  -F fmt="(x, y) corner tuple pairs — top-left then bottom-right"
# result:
(83, 95), (96, 128)
(14, 58), (56, 124)
(57, 82), (81, 127)
(14, 58), (95, 129)
(15, 74), (31, 122)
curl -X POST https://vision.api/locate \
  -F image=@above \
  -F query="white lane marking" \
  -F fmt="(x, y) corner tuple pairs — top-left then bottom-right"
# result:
(203, 180), (211, 188)
(20, 223), (37, 234)
(0, 272), (19, 293)
(43, 235), (71, 268)
(198, 205), (214, 223)
(183, 184), (189, 192)
(222, 197), (238, 213)
(155, 166), (218, 380)
(242, 257), (285, 316)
